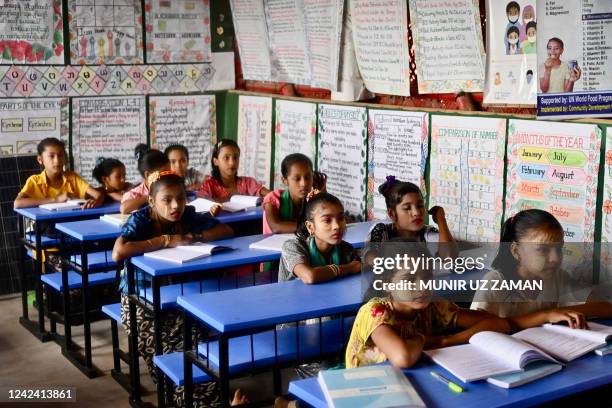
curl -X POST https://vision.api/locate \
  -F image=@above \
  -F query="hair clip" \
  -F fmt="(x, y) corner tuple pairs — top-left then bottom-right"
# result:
(95, 157), (105, 166)
(147, 170), (178, 186)
(385, 175), (397, 186)
(306, 189), (321, 202)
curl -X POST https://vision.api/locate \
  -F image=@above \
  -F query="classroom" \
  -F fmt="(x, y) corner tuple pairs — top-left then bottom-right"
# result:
(1, 0), (612, 407)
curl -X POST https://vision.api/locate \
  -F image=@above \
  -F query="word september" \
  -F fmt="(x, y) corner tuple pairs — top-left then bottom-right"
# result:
(372, 254), (486, 275)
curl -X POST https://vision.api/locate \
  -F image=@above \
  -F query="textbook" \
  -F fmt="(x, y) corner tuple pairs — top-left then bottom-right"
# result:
(318, 365), (426, 408)
(190, 195), (262, 213)
(143, 243), (233, 264)
(487, 361), (562, 388)
(39, 199), (87, 211)
(100, 213), (130, 227)
(248, 233), (294, 251)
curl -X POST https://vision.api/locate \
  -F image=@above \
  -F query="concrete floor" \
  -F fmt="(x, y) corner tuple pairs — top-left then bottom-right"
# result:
(0, 294), (297, 408)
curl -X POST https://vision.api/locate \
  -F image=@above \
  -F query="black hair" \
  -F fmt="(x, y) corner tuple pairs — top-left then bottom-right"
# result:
(378, 178), (422, 211)
(296, 192), (344, 241)
(507, 26), (520, 37)
(492, 209), (564, 275)
(92, 157), (125, 184)
(526, 21), (537, 32)
(134, 143), (169, 178)
(281, 153), (313, 178)
(149, 172), (186, 197)
(548, 37), (564, 48)
(526, 69), (534, 75)
(210, 139), (240, 182)
(37, 137), (65, 155)
(164, 144), (189, 159)
(506, 1), (520, 13)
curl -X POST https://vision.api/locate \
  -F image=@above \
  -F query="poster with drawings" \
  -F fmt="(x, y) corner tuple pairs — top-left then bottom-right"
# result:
(601, 127), (612, 284)
(428, 115), (506, 242)
(237, 95), (273, 186)
(230, 0), (272, 81)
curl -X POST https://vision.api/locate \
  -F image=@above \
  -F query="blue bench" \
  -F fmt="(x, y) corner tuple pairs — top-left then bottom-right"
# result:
(153, 352), (211, 386)
(40, 270), (116, 291)
(197, 317), (355, 374)
(27, 249), (117, 271)
(25, 233), (60, 247)
(102, 303), (133, 394)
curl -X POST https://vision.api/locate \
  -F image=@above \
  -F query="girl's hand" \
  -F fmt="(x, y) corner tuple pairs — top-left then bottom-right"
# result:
(424, 335), (448, 350)
(428, 206), (446, 224)
(313, 171), (327, 191)
(544, 57), (555, 69)
(547, 309), (588, 329)
(210, 203), (222, 216)
(83, 195), (104, 209)
(168, 234), (193, 248)
(570, 66), (581, 82)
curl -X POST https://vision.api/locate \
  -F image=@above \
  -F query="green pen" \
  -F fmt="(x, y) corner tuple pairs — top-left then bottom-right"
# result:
(430, 371), (464, 393)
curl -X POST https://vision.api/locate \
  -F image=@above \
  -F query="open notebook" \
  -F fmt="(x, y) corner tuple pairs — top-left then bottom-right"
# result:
(100, 213), (130, 227)
(143, 243), (233, 264)
(248, 233), (294, 251)
(190, 195), (262, 213)
(39, 199), (86, 211)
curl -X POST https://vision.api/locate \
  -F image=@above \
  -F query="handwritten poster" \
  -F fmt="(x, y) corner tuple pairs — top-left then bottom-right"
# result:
(237, 95), (273, 186)
(367, 110), (429, 221)
(72, 96), (146, 184)
(350, 0), (411, 96)
(145, 0), (212, 63)
(273, 100), (317, 189)
(483, 0), (537, 106)
(230, 0), (272, 81)
(68, 0), (143, 64)
(0, 0), (64, 64)
(0, 98), (68, 156)
(150, 94), (216, 176)
(429, 115), (506, 242)
(317, 104), (367, 220)
(505, 119), (601, 242)
(409, 0), (485, 94)
(603, 128), (612, 243)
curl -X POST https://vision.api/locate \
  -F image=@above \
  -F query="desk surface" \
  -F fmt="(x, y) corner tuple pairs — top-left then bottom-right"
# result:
(14, 202), (120, 221)
(289, 353), (612, 408)
(177, 274), (362, 333)
(131, 221), (376, 277)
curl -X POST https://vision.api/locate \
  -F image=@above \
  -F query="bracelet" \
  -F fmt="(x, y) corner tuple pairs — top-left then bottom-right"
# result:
(162, 234), (171, 248)
(329, 264), (340, 277)
(146, 239), (154, 248)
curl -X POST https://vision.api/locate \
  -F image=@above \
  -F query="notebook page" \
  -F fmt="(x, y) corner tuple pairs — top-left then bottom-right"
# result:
(513, 327), (606, 362)
(189, 198), (216, 213)
(469, 331), (551, 368)
(230, 195), (261, 207)
(542, 322), (612, 343)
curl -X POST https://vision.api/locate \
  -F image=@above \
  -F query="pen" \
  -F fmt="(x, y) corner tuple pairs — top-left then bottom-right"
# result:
(430, 371), (464, 393)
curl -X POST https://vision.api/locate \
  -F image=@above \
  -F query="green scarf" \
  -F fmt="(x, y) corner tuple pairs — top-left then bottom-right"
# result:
(279, 189), (294, 221)
(308, 235), (342, 267)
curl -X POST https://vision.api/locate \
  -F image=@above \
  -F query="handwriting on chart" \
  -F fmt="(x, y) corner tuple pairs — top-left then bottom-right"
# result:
(0, 0), (54, 42)
(230, 0), (271, 80)
(238, 97), (272, 183)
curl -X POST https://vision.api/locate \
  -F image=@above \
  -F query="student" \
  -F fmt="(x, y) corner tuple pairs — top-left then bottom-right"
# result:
(471, 209), (612, 331)
(120, 144), (170, 214)
(111, 170), (246, 407)
(14, 137), (103, 209)
(164, 144), (203, 191)
(198, 139), (270, 215)
(367, 176), (457, 259)
(506, 26), (521, 55)
(521, 21), (536, 54)
(262, 153), (326, 234)
(539, 37), (581, 93)
(346, 243), (509, 369)
(92, 157), (132, 202)
(279, 191), (361, 283)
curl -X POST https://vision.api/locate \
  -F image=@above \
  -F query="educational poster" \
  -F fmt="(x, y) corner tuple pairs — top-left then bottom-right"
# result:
(230, 0), (272, 81)
(536, 1), (612, 118)
(150, 94), (216, 176)
(367, 110), (429, 221)
(0, 98), (68, 156)
(409, 0), (485, 94)
(72, 96), (146, 184)
(264, 0), (311, 85)
(350, 0), (411, 96)
(303, 0), (343, 91)
(429, 115), (506, 242)
(0, 0), (64, 64)
(483, 0), (537, 106)
(68, 0), (143, 64)
(273, 100), (317, 189)
(145, 0), (212, 63)
(603, 128), (612, 243)
(237, 95), (273, 186)
(317, 104), (367, 220)
(505, 119), (601, 242)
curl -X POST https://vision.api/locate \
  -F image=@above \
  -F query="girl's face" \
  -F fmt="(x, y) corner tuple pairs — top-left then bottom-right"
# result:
(305, 202), (346, 246)
(38, 145), (66, 177)
(392, 267), (433, 310)
(283, 162), (313, 200)
(103, 165), (126, 191)
(508, 31), (519, 44)
(149, 183), (187, 223)
(213, 146), (240, 178)
(527, 27), (537, 39)
(168, 150), (189, 177)
(511, 227), (564, 279)
(389, 192), (426, 232)
(523, 9), (534, 23)
(507, 7), (519, 23)
(547, 40), (564, 60)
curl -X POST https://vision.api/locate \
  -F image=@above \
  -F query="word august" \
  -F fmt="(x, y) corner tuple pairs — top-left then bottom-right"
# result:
(372, 279), (544, 292)
(372, 254), (486, 275)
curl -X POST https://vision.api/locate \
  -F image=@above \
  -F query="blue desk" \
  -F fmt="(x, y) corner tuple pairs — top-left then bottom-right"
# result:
(289, 352), (612, 408)
(14, 202), (120, 342)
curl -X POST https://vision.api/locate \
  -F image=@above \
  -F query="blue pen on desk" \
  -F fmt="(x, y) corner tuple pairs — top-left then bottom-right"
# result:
(430, 371), (464, 393)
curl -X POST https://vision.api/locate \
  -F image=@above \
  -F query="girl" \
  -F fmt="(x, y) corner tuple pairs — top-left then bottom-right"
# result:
(279, 191), (361, 283)
(111, 171), (246, 407)
(120, 144), (170, 214)
(506, 26), (521, 55)
(471, 209), (612, 331)
(198, 139), (270, 216)
(367, 176), (457, 259)
(92, 157), (132, 202)
(262, 153), (326, 234)
(164, 144), (203, 191)
(15, 137), (103, 209)
(539, 37), (581, 93)
(346, 243), (510, 369)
